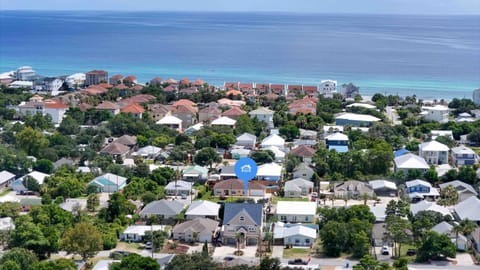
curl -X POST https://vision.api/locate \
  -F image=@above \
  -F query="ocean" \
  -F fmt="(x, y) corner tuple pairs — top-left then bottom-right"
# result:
(0, 11), (479, 99)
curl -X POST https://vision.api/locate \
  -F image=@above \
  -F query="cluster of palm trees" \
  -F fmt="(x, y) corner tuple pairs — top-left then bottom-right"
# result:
(452, 219), (476, 249)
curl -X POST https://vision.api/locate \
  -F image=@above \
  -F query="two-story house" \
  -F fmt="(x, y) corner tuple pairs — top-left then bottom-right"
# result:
(405, 179), (440, 202)
(451, 145), (477, 166)
(249, 107), (274, 129)
(420, 105), (450, 123)
(439, 180), (478, 202)
(419, 141), (449, 165)
(223, 203), (263, 246)
(276, 201), (316, 223)
(325, 132), (349, 153)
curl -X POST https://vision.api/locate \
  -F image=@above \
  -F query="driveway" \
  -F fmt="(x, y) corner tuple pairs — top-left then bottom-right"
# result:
(272, 245), (283, 259)
(455, 253), (474, 266)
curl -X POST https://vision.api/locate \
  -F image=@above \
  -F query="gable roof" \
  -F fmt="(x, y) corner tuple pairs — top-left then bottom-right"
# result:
(96, 101), (120, 110)
(369, 180), (397, 190)
(454, 196), (480, 221)
(20, 171), (50, 185)
(257, 163), (282, 177)
(199, 107), (221, 114)
(293, 163), (314, 173)
(136, 145), (162, 156)
(157, 115), (182, 125)
(236, 132), (256, 142)
(439, 180), (477, 196)
(223, 203), (263, 225)
(214, 179), (244, 190)
(173, 217), (219, 234)
(290, 145), (316, 157)
(114, 135), (137, 146)
(140, 199), (185, 216)
(335, 113), (381, 122)
(0, 170), (15, 185)
(223, 106), (246, 117)
(283, 225), (317, 239)
(325, 132), (349, 141)
(172, 104), (197, 114)
(185, 200), (220, 217)
(420, 141), (450, 152)
(249, 107), (274, 116)
(451, 146), (476, 155)
(261, 134), (285, 147)
(410, 200), (451, 217)
(394, 153), (429, 170)
(165, 180), (193, 191)
(406, 179), (432, 188)
(91, 173), (127, 187)
(431, 221), (453, 235)
(120, 103), (145, 114)
(211, 116), (236, 126)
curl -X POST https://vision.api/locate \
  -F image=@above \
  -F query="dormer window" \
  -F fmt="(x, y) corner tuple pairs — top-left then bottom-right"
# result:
(239, 216), (245, 222)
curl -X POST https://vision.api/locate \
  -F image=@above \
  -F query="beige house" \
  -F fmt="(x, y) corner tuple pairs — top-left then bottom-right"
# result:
(223, 203), (263, 246)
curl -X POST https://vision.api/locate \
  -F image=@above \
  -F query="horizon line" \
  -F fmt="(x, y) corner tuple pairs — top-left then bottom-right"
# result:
(1, 9), (480, 16)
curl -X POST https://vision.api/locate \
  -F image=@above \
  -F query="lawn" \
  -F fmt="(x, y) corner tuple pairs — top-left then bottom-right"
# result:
(283, 248), (311, 259)
(272, 197), (309, 204)
(0, 189), (11, 197)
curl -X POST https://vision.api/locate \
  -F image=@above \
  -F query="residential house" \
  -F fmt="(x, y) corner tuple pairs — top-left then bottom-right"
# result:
(431, 221), (467, 250)
(182, 165), (208, 181)
(134, 145), (162, 159)
(410, 200), (451, 217)
(325, 132), (349, 153)
(99, 142), (130, 159)
(222, 106), (246, 120)
(211, 116), (236, 127)
(431, 130), (454, 140)
(120, 103), (145, 118)
(439, 180), (478, 202)
(35, 77), (63, 93)
(292, 163), (314, 180)
(213, 179), (244, 196)
(115, 135), (137, 148)
(260, 134), (285, 150)
(222, 203), (263, 246)
(231, 147), (251, 159)
(270, 84), (286, 95)
(199, 107), (221, 122)
(109, 74), (123, 85)
(185, 200), (220, 220)
(249, 107), (274, 128)
(139, 199), (185, 221)
(148, 103), (171, 122)
(405, 179), (440, 202)
(394, 148), (410, 158)
(288, 98), (317, 115)
(165, 180), (193, 196)
(53, 157), (75, 170)
(287, 85), (303, 97)
(320, 80), (337, 97)
(239, 83), (255, 95)
(236, 133), (257, 149)
(276, 201), (316, 223)
(335, 113), (380, 127)
(255, 83), (270, 95)
(171, 104), (197, 128)
(157, 115), (183, 132)
(85, 70), (108, 86)
(262, 146), (285, 163)
(256, 163), (282, 182)
(120, 225), (166, 242)
(184, 123), (204, 136)
(454, 196), (480, 223)
(334, 180), (374, 199)
(451, 146), (477, 166)
(289, 145), (315, 163)
(368, 180), (397, 197)
(173, 218), (219, 243)
(394, 153), (429, 175)
(247, 181), (267, 197)
(303, 85), (318, 97)
(0, 170), (15, 189)
(12, 171), (50, 193)
(96, 101), (120, 115)
(273, 222), (317, 247)
(219, 166), (236, 180)
(217, 98), (246, 107)
(59, 198), (87, 213)
(17, 100), (68, 124)
(420, 105), (450, 123)
(88, 173), (127, 193)
(284, 178), (314, 198)
(419, 141), (449, 165)
(346, 103), (377, 110)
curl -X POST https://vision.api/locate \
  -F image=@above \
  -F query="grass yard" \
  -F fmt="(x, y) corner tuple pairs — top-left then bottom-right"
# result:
(0, 189), (12, 197)
(272, 197), (309, 204)
(283, 247), (311, 259)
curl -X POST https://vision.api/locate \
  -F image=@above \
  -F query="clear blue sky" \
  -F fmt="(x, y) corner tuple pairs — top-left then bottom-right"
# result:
(1, 0), (479, 15)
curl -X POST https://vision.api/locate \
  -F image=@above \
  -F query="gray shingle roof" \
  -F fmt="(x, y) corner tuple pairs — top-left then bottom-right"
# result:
(140, 199), (185, 216)
(223, 203), (262, 226)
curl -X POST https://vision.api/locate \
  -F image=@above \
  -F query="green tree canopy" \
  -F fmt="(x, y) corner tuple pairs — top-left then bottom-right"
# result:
(61, 222), (103, 260)
(110, 254), (160, 270)
(416, 231), (456, 262)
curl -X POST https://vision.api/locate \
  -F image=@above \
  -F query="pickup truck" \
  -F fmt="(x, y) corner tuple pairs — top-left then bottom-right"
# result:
(288, 258), (308, 265)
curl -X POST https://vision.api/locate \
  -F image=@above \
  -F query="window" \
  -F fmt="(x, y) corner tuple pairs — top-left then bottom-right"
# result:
(281, 216), (287, 222)
(305, 239), (310, 244)
(248, 227), (256, 232)
(239, 216), (245, 222)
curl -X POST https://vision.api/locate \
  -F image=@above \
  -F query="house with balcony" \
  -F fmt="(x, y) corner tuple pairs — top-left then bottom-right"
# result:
(420, 105), (450, 123)
(451, 145), (477, 166)
(276, 201), (316, 223)
(222, 203), (263, 246)
(325, 132), (349, 153)
(249, 107), (274, 128)
(405, 179), (439, 202)
(439, 180), (478, 202)
(419, 141), (449, 165)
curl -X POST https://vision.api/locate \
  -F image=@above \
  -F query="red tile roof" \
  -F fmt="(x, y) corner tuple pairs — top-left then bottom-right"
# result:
(166, 78), (178, 84)
(96, 101), (120, 110)
(193, 79), (205, 86)
(150, 77), (162, 83)
(224, 82), (239, 89)
(303, 85), (318, 91)
(82, 85), (108, 95)
(255, 83), (269, 90)
(199, 107), (221, 114)
(288, 85), (303, 91)
(226, 89), (242, 96)
(130, 85), (143, 91)
(270, 84), (285, 91)
(172, 99), (196, 107)
(124, 75), (137, 81)
(163, 85), (178, 92)
(44, 101), (69, 109)
(180, 78), (190, 85)
(115, 83), (128, 90)
(173, 104), (197, 114)
(96, 83), (113, 89)
(222, 106), (246, 117)
(264, 93), (279, 100)
(78, 103), (93, 112)
(239, 83), (254, 89)
(121, 103), (145, 114)
(122, 94), (156, 104)
(86, 70), (107, 75)
(110, 74), (123, 80)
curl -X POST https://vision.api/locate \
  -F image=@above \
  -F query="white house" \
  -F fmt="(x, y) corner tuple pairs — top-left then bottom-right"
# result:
(421, 105), (450, 123)
(394, 153), (429, 175)
(419, 141), (449, 165)
(249, 107), (274, 128)
(454, 196), (480, 222)
(262, 146), (285, 162)
(18, 100), (68, 124)
(431, 130), (453, 140)
(410, 200), (451, 218)
(157, 115), (183, 132)
(439, 180), (478, 202)
(320, 80), (337, 97)
(236, 133), (257, 149)
(284, 178), (314, 198)
(165, 180), (193, 196)
(256, 162), (282, 182)
(185, 200), (220, 220)
(276, 201), (316, 223)
(133, 145), (162, 159)
(211, 116), (236, 127)
(12, 171), (50, 193)
(260, 134), (285, 150)
(451, 146), (477, 166)
(120, 225), (166, 242)
(274, 222), (317, 247)
(0, 170), (15, 189)
(431, 221), (468, 251)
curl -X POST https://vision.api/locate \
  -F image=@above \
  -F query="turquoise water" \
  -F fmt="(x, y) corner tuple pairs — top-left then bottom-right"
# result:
(0, 11), (479, 99)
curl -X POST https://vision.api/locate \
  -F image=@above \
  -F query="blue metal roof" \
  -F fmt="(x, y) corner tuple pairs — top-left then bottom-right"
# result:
(223, 203), (263, 226)
(394, 148), (410, 157)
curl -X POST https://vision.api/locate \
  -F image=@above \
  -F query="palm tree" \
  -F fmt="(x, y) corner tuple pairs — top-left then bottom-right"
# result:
(235, 233), (245, 254)
(192, 231), (199, 243)
(452, 223), (463, 249)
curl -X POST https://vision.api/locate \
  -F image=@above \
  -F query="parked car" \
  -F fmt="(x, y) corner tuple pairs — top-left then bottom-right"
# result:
(406, 249), (416, 256)
(144, 242), (153, 249)
(381, 246), (389, 255)
(288, 258), (308, 265)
